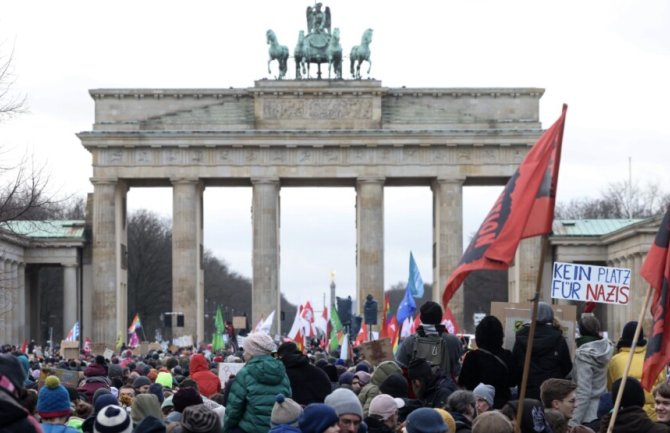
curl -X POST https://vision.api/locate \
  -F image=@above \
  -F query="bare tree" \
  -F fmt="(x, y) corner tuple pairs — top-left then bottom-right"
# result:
(0, 42), (26, 120)
(555, 180), (670, 219)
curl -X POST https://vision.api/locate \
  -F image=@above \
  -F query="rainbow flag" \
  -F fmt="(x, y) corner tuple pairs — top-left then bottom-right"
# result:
(128, 313), (142, 333)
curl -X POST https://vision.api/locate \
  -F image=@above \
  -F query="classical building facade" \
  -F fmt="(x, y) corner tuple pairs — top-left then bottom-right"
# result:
(78, 79), (546, 347)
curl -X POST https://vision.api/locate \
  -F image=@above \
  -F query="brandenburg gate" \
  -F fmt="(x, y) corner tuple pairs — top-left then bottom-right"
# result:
(79, 79), (544, 347)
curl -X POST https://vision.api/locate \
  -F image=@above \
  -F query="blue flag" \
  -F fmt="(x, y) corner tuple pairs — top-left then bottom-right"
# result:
(408, 252), (425, 298)
(396, 285), (416, 324)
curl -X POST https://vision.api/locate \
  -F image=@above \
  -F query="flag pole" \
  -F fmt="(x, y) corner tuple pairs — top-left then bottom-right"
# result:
(606, 284), (653, 433)
(515, 236), (549, 432)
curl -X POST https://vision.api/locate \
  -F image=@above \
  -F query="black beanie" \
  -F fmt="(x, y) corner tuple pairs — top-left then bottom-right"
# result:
(611, 377), (645, 409)
(617, 321), (646, 349)
(419, 301), (443, 325)
(407, 358), (433, 380)
(379, 373), (409, 398)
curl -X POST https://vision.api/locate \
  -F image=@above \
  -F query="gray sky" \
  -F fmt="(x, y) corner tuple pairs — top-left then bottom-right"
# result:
(1, 0), (669, 309)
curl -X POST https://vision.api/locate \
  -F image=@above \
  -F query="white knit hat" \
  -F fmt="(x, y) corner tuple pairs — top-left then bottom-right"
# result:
(243, 332), (277, 356)
(94, 405), (132, 433)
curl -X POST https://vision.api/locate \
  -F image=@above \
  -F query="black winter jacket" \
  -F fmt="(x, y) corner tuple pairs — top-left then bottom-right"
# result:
(280, 352), (332, 405)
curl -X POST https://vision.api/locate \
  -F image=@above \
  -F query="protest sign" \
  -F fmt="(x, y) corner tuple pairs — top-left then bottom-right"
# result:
(551, 262), (630, 305)
(218, 362), (244, 386)
(40, 368), (83, 388)
(173, 335), (194, 348)
(103, 348), (115, 360)
(60, 340), (79, 360)
(360, 338), (394, 365)
(233, 316), (247, 330)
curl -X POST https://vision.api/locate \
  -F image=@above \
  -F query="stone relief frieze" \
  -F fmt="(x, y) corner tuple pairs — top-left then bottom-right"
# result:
(263, 98), (373, 120)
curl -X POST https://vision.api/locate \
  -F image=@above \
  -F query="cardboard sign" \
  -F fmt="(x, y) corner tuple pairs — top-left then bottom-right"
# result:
(218, 362), (244, 386)
(103, 349), (115, 360)
(90, 343), (106, 356)
(490, 302), (577, 358)
(40, 368), (83, 388)
(148, 342), (162, 352)
(359, 338), (394, 365)
(551, 262), (631, 305)
(233, 316), (247, 330)
(60, 340), (79, 360)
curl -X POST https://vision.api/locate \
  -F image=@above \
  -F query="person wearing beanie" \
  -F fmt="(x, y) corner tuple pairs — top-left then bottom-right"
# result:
(364, 394), (404, 433)
(131, 394), (164, 427)
(38, 375), (80, 433)
(608, 320), (666, 420)
(299, 403), (340, 433)
(473, 383), (495, 414)
(324, 388), (364, 433)
(81, 392), (119, 433)
(189, 354), (221, 398)
(155, 371), (174, 389)
(149, 383), (165, 404)
(405, 407), (448, 433)
(433, 409), (457, 433)
(339, 372), (355, 388)
(358, 360), (402, 416)
(446, 390), (476, 433)
(78, 357), (112, 403)
(276, 341), (332, 405)
(378, 373), (408, 399)
(459, 315), (516, 408)
(395, 301), (464, 380)
(407, 357), (457, 409)
(94, 404), (132, 433)
(223, 333), (291, 433)
(173, 387), (204, 414)
(180, 404), (220, 433)
(599, 377), (670, 433)
(571, 315), (614, 429)
(269, 394), (303, 433)
(352, 371), (370, 394)
(512, 301), (572, 400)
(133, 376), (152, 394)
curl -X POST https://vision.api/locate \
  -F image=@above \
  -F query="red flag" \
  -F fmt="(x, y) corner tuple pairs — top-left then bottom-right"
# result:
(641, 206), (670, 391)
(20, 340), (28, 354)
(442, 105), (567, 306)
(442, 307), (460, 334)
(354, 323), (368, 347)
(380, 293), (391, 338)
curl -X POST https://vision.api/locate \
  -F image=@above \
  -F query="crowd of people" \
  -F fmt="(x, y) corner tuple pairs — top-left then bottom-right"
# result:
(1, 300), (669, 433)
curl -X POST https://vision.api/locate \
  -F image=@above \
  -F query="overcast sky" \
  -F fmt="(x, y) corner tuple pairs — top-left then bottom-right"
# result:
(1, 1), (669, 309)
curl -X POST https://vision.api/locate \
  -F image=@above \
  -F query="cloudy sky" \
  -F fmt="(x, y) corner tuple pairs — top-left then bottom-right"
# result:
(1, 1), (669, 309)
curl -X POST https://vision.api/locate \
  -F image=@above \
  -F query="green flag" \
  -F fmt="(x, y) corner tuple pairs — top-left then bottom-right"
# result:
(212, 305), (225, 352)
(329, 306), (343, 351)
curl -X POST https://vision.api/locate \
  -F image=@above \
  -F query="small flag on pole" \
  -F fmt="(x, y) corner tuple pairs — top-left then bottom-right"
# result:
(66, 321), (80, 342)
(128, 313), (142, 334)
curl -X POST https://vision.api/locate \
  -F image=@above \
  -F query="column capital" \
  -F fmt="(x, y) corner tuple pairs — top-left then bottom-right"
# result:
(432, 176), (466, 187)
(251, 177), (280, 186)
(356, 176), (385, 186)
(90, 177), (118, 186)
(170, 177), (203, 186)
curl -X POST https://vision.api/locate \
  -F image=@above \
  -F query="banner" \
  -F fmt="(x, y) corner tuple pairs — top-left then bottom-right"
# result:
(550, 262), (630, 305)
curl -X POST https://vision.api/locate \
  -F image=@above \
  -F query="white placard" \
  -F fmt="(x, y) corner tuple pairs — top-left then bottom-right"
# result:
(173, 335), (194, 348)
(218, 362), (244, 386)
(551, 262), (630, 305)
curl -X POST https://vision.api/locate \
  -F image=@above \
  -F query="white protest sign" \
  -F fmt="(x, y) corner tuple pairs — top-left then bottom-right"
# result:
(173, 335), (194, 348)
(551, 262), (630, 305)
(218, 362), (244, 386)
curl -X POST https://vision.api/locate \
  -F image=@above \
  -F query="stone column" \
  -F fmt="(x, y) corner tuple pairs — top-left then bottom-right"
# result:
(27, 267), (40, 343)
(0, 260), (11, 344)
(356, 177), (385, 326)
(17, 263), (26, 343)
(432, 178), (464, 324)
(172, 178), (204, 343)
(509, 237), (544, 305)
(91, 178), (128, 348)
(62, 264), (78, 337)
(251, 177), (280, 334)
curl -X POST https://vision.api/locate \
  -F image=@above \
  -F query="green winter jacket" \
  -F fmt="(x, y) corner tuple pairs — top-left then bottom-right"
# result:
(223, 354), (291, 433)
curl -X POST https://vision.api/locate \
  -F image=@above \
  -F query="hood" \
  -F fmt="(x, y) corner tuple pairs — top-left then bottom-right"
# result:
(84, 363), (108, 377)
(0, 391), (29, 425)
(247, 355), (287, 386)
(576, 338), (614, 367)
(190, 354), (210, 374)
(371, 360), (402, 386)
(281, 352), (309, 369)
(516, 324), (563, 357)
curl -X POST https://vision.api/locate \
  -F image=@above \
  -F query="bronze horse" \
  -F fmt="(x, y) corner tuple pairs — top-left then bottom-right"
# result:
(350, 28), (373, 79)
(266, 29), (289, 80)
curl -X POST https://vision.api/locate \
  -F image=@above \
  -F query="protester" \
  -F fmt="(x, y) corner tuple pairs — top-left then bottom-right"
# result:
(270, 393), (303, 433)
(178, 404), (220, 433)
(189, 354), (220, 398)
(395, 301), (464, 380)
(94, 404), (133, 433)
(79, 356), (112, 403)
(134, 415), (166, 433)
(512, 302), (572, 400)
(277, 341), (332, 405)
(654, 381), (670, 424)
(167, 387), (203, 424)
(599, 377), (670, 433)
(352, 371), (370, 395)
(133, 376), (152, 395)
(364, 394), (403, 433)
(223, 332), (291, 433)
(358, 360), (402, 415)
(572, 315), (613, 430)
(500, 399), (552, 433)
(407, 357), (457, 408)
(37, 376), (80, 433)
(471, 410), (514, 433)
(459, 315), (515, 408)
(472, 383), (495, 415)
(405, 407), (448, 433)
(130, 394), (164, 427)
(299, 403), (341, 433)
(324, 388), (364, 433)
(446, 390), (476, 433)
(0, 354), (42, 433)
(607, 320), (666, 420)
(544, 409), (569, 433)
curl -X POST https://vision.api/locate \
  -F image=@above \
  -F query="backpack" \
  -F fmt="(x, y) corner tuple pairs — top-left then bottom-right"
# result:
(411, 333), (450, 376)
